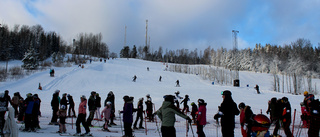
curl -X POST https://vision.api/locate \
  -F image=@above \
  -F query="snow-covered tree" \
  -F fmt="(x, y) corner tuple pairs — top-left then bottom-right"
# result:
(21, 46), (39, 69)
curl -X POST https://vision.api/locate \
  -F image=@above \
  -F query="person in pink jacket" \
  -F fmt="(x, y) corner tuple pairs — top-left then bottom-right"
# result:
(74, 95), (90, 136)
(196, 99), (207, 137)
(101, 101), (112, 132)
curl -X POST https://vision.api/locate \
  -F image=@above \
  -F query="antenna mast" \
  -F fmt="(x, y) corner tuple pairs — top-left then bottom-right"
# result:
(232, 30), (239, 50)
(145, 20), (148, 47)
(124, 25), (127, 47)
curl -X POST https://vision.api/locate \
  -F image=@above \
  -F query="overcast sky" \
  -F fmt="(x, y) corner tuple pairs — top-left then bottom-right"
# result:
(1, 0), (319, 53)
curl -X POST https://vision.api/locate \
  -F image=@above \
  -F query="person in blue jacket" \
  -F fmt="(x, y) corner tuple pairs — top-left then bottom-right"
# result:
(120, 96), (134, 137)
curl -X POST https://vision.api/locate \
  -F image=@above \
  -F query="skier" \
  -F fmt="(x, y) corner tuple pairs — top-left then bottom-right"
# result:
(50, 90), (60, 125)
(174, 91), (183, 109)
(266, 97), (277, 123)
(214, 90), (240, 137)
(11, 92), (21, 118)
(60, 93), (68, 110)
(132, 75), (137, 82)
(23, 93), (35, 132)
(159, 76), (162, 82)
(272, 97), (293, 137)
(67, 94), (76, 117)
(308, 99), (320, 137)
(33, 94), (41, 129)
(176, 80), (180, 87)
(0, 93), (8, 134)
(57, 105), (67, 133)
(50, 69), (55, 77)
(254, 85), (260, 94)
(95, 93), (101, 120)
(87, 91), (96, 127)
(196, 99), (207, 137)
(145, 94), (154, 122)
(105, 91), (116, 125)
(154, 95), (192, 137)
(74, 95), (91, 136)
(101, 101), (112, 131)
(3, 90), (12, 108)
(3, 107), (19, 137)
(238, 102), (254, 137)
(190, 102), (198, 125)
(300, 102), (309, 128)
(180, 94), (190, 113)
(17, 98), (25, 123)
(120, 96), (134, 137)
(133, 98), (144, 129)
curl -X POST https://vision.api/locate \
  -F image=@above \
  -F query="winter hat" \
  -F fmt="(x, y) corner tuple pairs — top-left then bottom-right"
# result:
(26, 93), (32, 98)
(123, 95), (130, 101)
(238, 102), (245, 109)
(139, 97), (144, 101)
(185, 95), (189, 98)
(55, 90), (60, 94)
(146, 94), (150, 97)
(304, 91), (308, 96)
(91, 91), (96, 95)
(198, 99), (205, 104)
(164, 95), (175, 103)
(191, 102), (195, 106)
(282, 97), (288, 103)
(33, 94), (39, 99)
(129, 96), (134, 101)
(63, 93), (67, 96)
(221, 90), (232, 96)
(67, 94), (71, 97)
(81, 95), (86, 99)
(175, 91), (180, 94)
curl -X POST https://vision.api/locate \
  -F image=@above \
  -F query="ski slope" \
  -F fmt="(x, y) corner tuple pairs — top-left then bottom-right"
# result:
(0, 58), (317, 137)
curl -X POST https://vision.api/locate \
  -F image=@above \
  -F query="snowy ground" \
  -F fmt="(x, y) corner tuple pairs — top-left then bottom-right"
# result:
(0, 58), (317, 137)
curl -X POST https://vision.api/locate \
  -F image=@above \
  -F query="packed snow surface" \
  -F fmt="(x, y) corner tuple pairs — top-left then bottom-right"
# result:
(0, 58), (317, 137)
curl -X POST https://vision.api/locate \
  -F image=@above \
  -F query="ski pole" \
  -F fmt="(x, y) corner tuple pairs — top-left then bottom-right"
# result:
(189, 122), (195, 137)
(216, 119), (219, 137)
(118, 111), (123, 136)
(186, 120), (189, 137)
(291, 109), (296, 137)
(144, 111), (147, 135)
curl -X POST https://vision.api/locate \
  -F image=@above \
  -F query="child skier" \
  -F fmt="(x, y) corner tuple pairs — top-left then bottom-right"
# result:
(101, 101), (112, 132)
(190, 102), (198, 125)
(180, 94), (190, 113)
(57, 105), (67, 133)
(133, 98), (144, 129)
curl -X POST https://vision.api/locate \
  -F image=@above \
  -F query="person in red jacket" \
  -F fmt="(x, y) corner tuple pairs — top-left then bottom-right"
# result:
(74, 95), (90, 136)
(196, 99), (207, 137)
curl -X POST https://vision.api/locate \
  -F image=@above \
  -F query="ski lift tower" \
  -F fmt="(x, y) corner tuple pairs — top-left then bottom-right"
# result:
(232, 30), (240, 87)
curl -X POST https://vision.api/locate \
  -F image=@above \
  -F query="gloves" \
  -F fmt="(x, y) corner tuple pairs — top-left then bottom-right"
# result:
(186, 117), (192, 123)
(101, 115), (104, 119)
(214, 114), (219, 120)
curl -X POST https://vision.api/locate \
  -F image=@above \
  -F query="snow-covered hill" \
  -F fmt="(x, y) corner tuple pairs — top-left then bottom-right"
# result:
(0, 58), (316, 137)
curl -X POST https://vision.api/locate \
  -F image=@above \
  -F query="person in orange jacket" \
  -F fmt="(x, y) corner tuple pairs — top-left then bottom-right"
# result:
(74, 95), (90, 136)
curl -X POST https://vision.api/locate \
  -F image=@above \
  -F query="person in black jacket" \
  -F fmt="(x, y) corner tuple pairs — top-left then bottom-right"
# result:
(279, 97), (293, 137)
(214, 90), (240, 137)
(60, 93), (68, 110)
(67, 94), (76, 117)
(308, 99), (320, 137)
(133, 98), (144, 129)
(50, 90), (60, 125)
(87, 91), (96, 126)
(95, 93), (101, 120)
(105, 91), (116, 125)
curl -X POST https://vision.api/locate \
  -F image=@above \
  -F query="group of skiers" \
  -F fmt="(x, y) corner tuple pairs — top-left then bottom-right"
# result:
(1, 88), (320, 137)
(49, 90), (117, 136)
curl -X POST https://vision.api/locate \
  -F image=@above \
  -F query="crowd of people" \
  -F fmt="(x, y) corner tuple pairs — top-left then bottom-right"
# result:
(0, 89), (319, 137)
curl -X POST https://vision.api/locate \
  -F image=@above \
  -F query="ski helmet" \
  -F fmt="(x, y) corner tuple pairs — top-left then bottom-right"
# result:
(146, 94), (150, 97)
(304, 91), (308, 96)
(238, 102), (245, 109)
(282, 97), (288, 103)
(185, 95), (189, 98)
(175, 91), (180, 94)
(139, 97), (144, 101)
(61, 105), (66, 110)
(191, 102), (195, 106)
(106, 101), (112, 106)
(26, 93), (32, 98)
(221, 90), (232, 96)
(55, 90), (60, 94)
(251, 114), (271, 131)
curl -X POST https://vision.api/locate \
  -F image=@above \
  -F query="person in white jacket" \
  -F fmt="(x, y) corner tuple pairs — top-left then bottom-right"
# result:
(3, 107), (19, 137)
